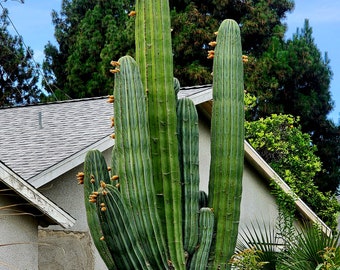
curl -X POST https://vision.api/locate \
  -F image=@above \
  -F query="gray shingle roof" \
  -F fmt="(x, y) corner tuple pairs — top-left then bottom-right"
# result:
(0, 85), (213, 182)
(0, 97), (113, 180)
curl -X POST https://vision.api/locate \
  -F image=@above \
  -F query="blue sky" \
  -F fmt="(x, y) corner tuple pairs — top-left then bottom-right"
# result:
(2, 0), (340, 123)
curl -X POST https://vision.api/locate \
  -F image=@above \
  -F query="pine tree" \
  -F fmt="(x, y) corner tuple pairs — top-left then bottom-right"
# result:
(42, 0), (134, 99)
(0, 8), (41, 107)
(245, 19), (339, 192)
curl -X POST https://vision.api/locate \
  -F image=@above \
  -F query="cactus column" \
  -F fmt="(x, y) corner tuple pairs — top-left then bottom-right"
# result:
(135, 0), (185, 269)
(208, 19), (244, 270)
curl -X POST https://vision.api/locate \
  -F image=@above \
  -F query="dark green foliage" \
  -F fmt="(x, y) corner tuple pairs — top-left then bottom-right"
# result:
(280, 225), (340, 270)
(245, 20), (339, 193)
(245, 114), (340, 231)
(170, 0), (294, 86)
(42, 0), (134, 98)
(235, 221), (340, 270)
(43, 0), (294, 90)
(0, 8), (42, 107)
(312, 120), (340, 193)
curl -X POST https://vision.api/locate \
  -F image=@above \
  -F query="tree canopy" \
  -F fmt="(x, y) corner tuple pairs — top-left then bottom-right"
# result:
(42, 0), (134, 99)
(0, 8), (41, 107)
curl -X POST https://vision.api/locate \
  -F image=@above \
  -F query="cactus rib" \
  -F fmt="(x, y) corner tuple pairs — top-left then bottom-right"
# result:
(97, 184), (151, 269)
(189, 208), (215, 270)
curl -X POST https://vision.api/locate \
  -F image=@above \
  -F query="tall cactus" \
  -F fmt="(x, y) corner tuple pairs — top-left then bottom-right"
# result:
(135, 1), (185, 268)
(80, 0), (244, 268)
(208, 19), (244, 269)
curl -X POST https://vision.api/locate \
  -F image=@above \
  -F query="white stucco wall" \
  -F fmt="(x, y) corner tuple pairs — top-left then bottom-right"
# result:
(0, 195), (39, 270)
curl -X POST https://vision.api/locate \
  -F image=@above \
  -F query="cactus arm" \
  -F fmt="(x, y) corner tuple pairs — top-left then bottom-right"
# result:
(83, 150), (116, 270)
(113, 55), (169, 268)
(198, 190), (208, 209)
(177, 97), (200, 255)
(189, 208), (215, 270)
(97, 184), (152, 270)
(135, 0), (185, 268)
(208, 19), (244, 269)
(174, 77), (181, 98)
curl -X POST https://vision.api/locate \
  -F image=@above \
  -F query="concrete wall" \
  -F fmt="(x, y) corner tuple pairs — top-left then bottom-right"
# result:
(38, 229), (94, 270)
(0, 195), (39, 270)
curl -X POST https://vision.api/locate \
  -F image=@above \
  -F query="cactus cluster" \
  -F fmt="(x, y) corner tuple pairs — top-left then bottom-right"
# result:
(80, 0), (244, 269)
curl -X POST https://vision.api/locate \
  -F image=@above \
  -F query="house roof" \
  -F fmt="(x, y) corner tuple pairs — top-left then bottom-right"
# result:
(0, 97), (113, 186)
(0, 85), (331, 234)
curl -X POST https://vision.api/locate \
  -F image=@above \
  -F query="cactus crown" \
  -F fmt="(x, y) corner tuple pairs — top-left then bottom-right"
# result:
(81, 1), (244, 269)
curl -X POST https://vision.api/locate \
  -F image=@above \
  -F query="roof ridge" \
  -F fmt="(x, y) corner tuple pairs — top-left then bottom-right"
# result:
(0, 85), (213, 111)
(180, 84), (212, 90)
(0, 96), (108, 110)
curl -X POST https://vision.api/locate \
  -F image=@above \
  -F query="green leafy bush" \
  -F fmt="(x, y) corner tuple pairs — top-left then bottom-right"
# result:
(245, 114), (340, 230)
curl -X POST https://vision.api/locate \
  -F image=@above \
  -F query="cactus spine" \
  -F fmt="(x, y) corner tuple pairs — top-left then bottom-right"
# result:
(81, 0), (244, 268)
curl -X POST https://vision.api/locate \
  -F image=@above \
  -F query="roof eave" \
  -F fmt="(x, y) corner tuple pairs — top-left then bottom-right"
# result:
(0, 162), (75, 229)
(28, 136), (114, 189)
(244, 140), (332, 236)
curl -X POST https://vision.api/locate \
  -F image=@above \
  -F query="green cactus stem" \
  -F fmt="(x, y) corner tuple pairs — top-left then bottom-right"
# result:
(189, 208), (215, 270)
(96, 183), (151, 270)
(113, 55), (169, 269)
(135, 0), (185, 268)
(174, 77), (181, 98)
(198, 190), (208, 209)
(83, 150), (116, 270)
(176, 97), (200, 255)
(208, 19), (244, 269)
